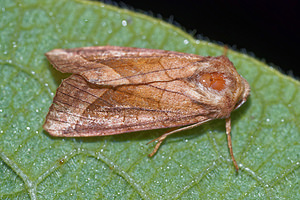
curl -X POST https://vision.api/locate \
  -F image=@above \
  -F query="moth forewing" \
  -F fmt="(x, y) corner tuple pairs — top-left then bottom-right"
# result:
(44, 46), (250, 172)
(43, 74), (211, 136)
(46, 47), (208, 86)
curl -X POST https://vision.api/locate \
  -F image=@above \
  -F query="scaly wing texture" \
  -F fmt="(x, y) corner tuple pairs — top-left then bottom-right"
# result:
(45, 46), (207, 86)
(44, 74), (210, 136)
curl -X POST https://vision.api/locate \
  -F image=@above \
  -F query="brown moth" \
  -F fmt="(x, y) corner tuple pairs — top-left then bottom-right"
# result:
(44, 46), (250, 171)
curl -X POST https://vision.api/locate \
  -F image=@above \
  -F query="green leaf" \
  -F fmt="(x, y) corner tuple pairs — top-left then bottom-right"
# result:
(0, 0), (299, 199)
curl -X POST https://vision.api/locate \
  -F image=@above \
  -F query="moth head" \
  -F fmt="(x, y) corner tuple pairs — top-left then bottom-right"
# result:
(190, 56), (250, 116)
(233, 76), (251, 110)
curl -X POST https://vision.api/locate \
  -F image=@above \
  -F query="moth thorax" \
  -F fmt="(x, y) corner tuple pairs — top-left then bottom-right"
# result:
(199, 73), (225, 91)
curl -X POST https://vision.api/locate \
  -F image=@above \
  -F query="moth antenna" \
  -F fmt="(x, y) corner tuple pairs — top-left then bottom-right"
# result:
(223, 45), (228, 56)
(226, 117), (239, 172)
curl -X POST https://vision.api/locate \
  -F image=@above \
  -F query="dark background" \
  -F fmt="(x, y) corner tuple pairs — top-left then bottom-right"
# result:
(106, 0), (299, 77)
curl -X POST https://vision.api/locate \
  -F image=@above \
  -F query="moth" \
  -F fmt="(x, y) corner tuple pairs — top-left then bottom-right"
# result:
(44, 46), (250, 171)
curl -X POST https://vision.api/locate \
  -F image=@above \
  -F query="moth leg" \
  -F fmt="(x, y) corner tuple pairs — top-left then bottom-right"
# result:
(226, 117), (239, 172)
(147, 127), (178, 157)
(147, 119), (211, 157)
(147, 128), (177, 157)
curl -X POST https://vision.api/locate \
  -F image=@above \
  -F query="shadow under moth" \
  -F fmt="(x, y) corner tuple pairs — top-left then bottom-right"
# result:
(43, 46), (250, 171)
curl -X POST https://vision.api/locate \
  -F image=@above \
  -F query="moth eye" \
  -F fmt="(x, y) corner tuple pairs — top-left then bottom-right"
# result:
(199, 73), (226, 91)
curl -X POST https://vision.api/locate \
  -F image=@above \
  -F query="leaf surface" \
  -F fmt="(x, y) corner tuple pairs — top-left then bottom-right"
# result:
(0, 0), (299, 199)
